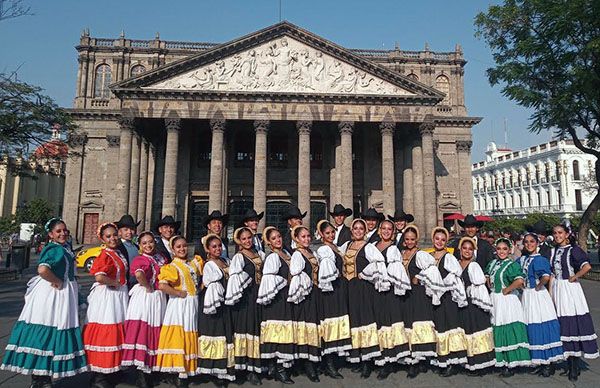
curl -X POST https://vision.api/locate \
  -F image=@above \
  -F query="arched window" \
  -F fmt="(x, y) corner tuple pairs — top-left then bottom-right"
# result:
(407, 72), (419, 81)
(130, 64), (146, 78)
(573, 160), (581, 180)
(94, 64), (112, 99)
(435, 74), (450, 104)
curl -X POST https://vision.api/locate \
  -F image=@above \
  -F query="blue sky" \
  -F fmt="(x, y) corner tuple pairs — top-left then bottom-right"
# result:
(0, 0), (552, 160)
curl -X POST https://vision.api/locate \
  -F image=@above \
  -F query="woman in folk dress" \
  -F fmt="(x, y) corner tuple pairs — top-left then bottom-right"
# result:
(121, 231), (168, 387)
(156, 235), (202, 387)
(83, 222), (130, 388)
(550, 223), (598, 381)
(1, 218), (88, 388)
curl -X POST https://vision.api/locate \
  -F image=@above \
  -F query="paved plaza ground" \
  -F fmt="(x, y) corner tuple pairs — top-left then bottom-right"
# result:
(0, 254), (599, 387)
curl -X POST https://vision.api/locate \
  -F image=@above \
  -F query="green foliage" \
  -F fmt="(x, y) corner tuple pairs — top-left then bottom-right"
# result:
(0, 198), (55, 235)
(482, 213), (561, 235)
(0, 73), (75, 154)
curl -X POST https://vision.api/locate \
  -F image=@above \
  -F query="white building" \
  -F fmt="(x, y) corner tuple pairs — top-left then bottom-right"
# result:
(472, 140), (597, 218)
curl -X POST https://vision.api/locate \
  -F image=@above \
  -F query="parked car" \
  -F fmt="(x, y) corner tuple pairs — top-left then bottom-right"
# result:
(75, 245), (104, 272)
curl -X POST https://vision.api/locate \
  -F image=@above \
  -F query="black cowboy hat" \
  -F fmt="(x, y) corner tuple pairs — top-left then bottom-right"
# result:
(388, 210), (415, 223)
(527, 220), (552, 236)
(283, 206), (307, 221)
(458, 214), (484, 228)
(362, 208), (384, 221)
(115, 214), (141, 229)
(203, 210), (229, 227)
(329, 204), (352, 217)
(156, 215), (181, 230)
(241, 209), (264, 223)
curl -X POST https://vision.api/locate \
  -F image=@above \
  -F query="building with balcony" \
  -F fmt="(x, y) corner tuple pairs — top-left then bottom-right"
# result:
(472, 140), (597, 218)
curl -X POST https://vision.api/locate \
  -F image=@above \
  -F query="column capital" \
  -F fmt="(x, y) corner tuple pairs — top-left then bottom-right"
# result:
(118, 116), (136, 131)
(338, 121), (354, 134)
(253, 120), (270, 134)
(209, 118), (226, 133)
(433, 139), (440, 151)
(456, 140), (473, 152)
(68, 132), (88, 147)
(379, 121), (395, 136)
(165, 118), (182, 133)
(419, 121), (435, 137)
(106, 135), (120, 147)
(296, 120), (312, 135)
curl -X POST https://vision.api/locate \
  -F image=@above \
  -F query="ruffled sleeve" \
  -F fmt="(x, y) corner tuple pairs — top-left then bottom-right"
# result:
(287, 251), (312, 304)
(225, 253), (252, 305)
(442, 253), (468, 307)
(386, 246), (411, 295)
(414, 250), (446, 305)
(505, 260), (525, 284)
(257, 252), (287, 305)
(90, 250), (112, 277)
(360, 244), (391, 292)
(158, 263), (181, 288)
(38, 243), (64, 274)
(466, 262), (492, 311)
(202, 261), (225, 314)
(130, 255), (150, 277)
(316, 245), (339, 292)
(570, 246), (590, 271)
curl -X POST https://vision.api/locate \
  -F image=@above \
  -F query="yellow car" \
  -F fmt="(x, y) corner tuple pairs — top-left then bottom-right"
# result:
(75, 245), (104, 272)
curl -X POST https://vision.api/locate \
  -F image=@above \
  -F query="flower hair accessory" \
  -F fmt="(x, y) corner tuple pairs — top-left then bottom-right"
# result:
(96, 222), (118, 240)
(44, 217), (63, 233)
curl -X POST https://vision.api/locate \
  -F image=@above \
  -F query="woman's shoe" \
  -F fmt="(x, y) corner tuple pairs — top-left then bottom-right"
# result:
(569, 357), (579, 381)
(304, 361), (320, 382)
(529, 365), (543, 375)
(274, 366), (294, 384)
(360, 361), (373, 379)
(500, 367), (514, 377)
(440, 365), (456, 377)
(418, 362), (428, 373)
(323, 355), (343, 379)
(246, 372), (262, 385)
(540, 365), (553, 378)
(377, 364), (393, 380)
(407, 364), (419, 379)
(350, 363), (362, 373)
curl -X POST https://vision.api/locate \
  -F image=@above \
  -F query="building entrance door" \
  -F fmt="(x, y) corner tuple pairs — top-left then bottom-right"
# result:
(82, 213), (99, 244)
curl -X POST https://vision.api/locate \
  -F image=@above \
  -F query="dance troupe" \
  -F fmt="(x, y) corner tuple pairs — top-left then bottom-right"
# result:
(1, 204), (598, 388)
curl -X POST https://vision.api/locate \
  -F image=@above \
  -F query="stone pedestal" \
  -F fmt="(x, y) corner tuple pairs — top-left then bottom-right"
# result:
(162, 118), (180, 217)
(208, 119), (226, 212)
(253, 120), (269, 230)
(297, 121), (312, 227)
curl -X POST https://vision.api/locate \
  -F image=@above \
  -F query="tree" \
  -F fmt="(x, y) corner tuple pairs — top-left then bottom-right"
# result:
(475, 0), (600, 249)
(0, 73), (76, 154)
(0, 198), (55, 236)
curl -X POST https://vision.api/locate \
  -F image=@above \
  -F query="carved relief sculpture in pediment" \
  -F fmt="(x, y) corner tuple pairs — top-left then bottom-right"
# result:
(147, 37), (415, 96)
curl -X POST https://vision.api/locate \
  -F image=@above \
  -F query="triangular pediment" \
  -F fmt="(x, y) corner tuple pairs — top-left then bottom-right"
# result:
(113, 22), (444, 102)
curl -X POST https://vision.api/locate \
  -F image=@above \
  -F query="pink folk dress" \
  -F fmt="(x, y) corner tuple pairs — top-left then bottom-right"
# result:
(121, 253), (167, 373)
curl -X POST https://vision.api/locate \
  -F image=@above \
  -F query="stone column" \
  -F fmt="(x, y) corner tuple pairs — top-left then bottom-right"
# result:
(380, 121), (396, 216)
(162, 118), (181, 217)
(208, 119), (226, 212)
(116, 117), (134, 216)
(145, 144), (156, 230)
(339, 121), (354, 211)
(403, 143), (414, 214)
(128, 133), (141, 219)
(456, 140), (474, 214)
(253, 120), (269, 230)
(420, 121), (438, 233)
(297, 121), (312, 227)
(137, 140), (149, 227)
(411, 139), (425, 233)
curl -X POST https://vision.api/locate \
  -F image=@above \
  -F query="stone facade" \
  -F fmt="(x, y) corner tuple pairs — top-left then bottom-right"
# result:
(65, 22), (480, 243)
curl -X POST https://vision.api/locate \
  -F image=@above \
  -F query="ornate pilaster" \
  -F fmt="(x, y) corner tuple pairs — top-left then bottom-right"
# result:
(208, 118), (226, 212)
(380, 121), (395, 216)
(62, 132), (88, 242)
(162, 118), (181, 217)
(456, 140), (474, 214)
(145, 143), (156, 230)
(116, 117), (135, 216)
(128, 133), (141, 220)
(137, 139), (149, 228)
(253, 120), (269, 230)
(338, 121), (354, 211)
(419, 120), (438, 233)
(297, 121), (312, 227)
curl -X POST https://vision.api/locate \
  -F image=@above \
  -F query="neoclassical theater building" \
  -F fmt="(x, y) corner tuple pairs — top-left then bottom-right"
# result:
(64, 22), (480, 244)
